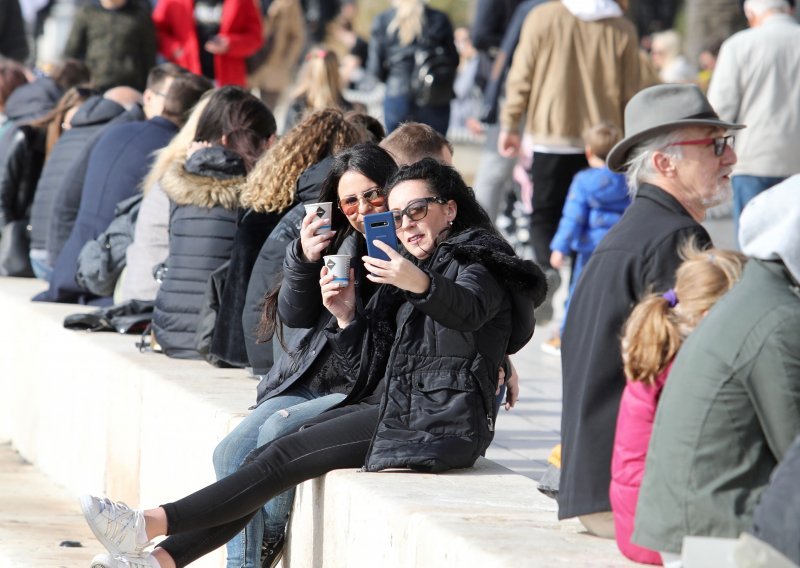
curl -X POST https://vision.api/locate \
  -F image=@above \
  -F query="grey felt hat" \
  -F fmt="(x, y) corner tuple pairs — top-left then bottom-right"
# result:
(607, 84), (745, 172)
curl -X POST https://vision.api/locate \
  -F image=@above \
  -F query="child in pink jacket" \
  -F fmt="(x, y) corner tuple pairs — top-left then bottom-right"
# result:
(610, 242), (746, 564)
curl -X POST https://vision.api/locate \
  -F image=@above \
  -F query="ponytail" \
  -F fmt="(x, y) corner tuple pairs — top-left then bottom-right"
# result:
(622, 294), (682, 385)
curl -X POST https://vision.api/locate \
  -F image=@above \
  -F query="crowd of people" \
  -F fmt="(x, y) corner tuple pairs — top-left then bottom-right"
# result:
(1, 1), (799, 568)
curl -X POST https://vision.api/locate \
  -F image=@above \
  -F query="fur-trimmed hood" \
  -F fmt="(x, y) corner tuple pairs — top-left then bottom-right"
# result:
(446, 229), (548, 308)
(161, 146), (247, 210)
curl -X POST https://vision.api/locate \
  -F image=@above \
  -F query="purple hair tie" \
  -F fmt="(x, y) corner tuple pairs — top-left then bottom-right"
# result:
(662, 288), (678, 307)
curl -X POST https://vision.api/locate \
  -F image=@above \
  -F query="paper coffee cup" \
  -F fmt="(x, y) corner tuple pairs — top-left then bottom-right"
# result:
(323, 255), (350, 287)
(304, 202), (332, 235)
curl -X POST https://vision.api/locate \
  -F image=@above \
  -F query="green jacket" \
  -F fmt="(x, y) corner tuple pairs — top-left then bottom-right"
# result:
(633, 259), (800, 552)
(64, 1), (156, 91)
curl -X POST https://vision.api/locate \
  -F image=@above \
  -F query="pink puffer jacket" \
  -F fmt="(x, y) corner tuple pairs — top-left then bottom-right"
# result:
(610, 363), (671, 565)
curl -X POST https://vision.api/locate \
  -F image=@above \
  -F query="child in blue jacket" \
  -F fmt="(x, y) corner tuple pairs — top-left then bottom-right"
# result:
(545, 122), (630, 354)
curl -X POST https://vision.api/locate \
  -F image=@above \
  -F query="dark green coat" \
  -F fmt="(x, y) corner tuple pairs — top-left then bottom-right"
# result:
(64, 0), (156, 91)
(634, 260), (800, 552)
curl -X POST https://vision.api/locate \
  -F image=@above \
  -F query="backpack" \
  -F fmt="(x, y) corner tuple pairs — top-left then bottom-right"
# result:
(410, 44), (457, 108)
(75, 193), (143, 297)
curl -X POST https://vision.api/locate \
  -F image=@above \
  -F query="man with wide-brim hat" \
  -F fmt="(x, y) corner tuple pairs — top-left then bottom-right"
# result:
(557, 83), (745, 537)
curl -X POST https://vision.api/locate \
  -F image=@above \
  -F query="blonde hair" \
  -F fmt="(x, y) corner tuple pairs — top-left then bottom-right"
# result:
(141, 94), (211, 194)
(388, 0), (426, 46)
(240, 108), (365, 213)
(291, 48), (344, 112)
(622, 239), (746, 385)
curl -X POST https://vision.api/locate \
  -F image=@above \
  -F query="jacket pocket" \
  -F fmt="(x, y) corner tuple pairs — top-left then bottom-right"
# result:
(409, 370), (491, 439)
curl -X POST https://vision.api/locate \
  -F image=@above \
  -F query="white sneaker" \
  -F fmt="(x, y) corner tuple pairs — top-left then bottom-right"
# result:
(90, 552), (158, 568)
(80, 495), (149, 557)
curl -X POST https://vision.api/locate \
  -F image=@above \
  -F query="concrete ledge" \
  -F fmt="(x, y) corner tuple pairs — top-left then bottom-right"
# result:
(0, 277), (634, 567)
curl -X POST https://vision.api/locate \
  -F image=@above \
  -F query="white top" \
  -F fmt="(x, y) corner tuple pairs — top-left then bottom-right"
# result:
(707, 14), (800, 177)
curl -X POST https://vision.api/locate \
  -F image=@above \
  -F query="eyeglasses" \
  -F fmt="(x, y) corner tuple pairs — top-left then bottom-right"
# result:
(338, 187), (386, 215)
(667, 135), (735, 157)
(391, 197), (446, 229)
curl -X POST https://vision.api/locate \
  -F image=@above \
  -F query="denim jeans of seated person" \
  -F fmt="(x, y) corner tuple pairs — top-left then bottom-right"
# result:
(212, 387), (346, 568)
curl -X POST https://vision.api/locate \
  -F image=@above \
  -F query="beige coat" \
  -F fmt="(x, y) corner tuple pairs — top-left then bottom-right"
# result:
(500, 1), (641, 147)
(249, 0), (306, 95)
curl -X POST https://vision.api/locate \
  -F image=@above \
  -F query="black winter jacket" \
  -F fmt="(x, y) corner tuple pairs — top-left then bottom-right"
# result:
(243, 156), (334, 374)
(41, 97), (140, 265)
(0, 77), (61, 187)
(254, 232), (374, 405)
(152, 147), (246, 359)
(328, 229), (545, 473)
(367, 6), (458, 99)
(0, 124), (45, 230)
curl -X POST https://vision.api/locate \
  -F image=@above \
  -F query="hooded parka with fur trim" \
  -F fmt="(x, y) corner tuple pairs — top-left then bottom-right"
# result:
(153, 146), (246, 359)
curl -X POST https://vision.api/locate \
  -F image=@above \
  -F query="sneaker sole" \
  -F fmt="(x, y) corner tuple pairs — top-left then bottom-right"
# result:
(80, 495), (129, 558)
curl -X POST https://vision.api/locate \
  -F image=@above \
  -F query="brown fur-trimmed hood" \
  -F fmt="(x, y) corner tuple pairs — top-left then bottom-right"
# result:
(161, 147), (247, 210)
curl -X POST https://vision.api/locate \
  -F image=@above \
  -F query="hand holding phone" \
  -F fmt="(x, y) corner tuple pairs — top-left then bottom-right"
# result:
(363, 211), (398, 261)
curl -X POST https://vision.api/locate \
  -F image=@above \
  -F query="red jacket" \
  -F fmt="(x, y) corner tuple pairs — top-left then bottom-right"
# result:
(152, 0), (262, 86)
(610, 363), (671, 565)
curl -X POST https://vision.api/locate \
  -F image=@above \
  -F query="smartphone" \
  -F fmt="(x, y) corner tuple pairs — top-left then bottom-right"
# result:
(363, 211), (398, 261)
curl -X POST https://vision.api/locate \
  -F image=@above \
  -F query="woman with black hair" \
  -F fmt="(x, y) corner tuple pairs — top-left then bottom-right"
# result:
(212, 142), (397, 568)
(81, 158), (545, 568)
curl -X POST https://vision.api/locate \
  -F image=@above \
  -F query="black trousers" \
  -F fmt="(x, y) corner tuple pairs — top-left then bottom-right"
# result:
(158, 402), (380, 567)
(529, 152), (589, 269)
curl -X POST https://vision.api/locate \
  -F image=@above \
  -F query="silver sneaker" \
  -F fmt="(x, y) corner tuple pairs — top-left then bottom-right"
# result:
(80, 495), (149, 557)
(90, 552), (155, 568)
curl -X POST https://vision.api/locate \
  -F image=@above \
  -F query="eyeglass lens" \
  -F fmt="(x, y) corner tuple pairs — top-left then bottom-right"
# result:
(392, 198), (434, 228)
(339, 188), (385, 214)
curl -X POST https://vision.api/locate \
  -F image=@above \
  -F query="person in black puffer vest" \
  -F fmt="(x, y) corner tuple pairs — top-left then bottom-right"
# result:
(206, 108), (364, 369)
(80, 158), (546, 568)
(152, 86), (276, 359)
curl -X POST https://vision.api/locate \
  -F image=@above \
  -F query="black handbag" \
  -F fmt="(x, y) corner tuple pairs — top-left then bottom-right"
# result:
(0, 219), (34, 277)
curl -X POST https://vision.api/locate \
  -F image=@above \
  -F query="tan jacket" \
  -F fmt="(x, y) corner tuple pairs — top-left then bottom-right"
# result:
(250, 0), (305, 93)
(500, 2), (641, 148)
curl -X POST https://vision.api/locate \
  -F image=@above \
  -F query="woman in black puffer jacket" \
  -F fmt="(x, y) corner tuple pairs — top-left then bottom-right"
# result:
(151, 86), (276, 359)
(81, 158), (546, 567)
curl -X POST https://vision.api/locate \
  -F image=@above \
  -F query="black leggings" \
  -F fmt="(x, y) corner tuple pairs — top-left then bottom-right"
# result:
(158, 402), (380, 567)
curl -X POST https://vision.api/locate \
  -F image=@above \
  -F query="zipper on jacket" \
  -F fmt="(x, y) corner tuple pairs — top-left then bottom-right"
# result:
(487, 415), (494, 432)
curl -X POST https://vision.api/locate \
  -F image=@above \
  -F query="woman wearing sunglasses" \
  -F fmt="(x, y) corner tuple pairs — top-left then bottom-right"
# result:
(80, 158), (545, 568)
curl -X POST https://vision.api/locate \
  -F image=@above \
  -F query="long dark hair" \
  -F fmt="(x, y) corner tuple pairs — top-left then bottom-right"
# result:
(193, 86), (276, 172)
(259, 143), (398, 344)
(317, 142), (398, 251)
(384, 157), (501, 240)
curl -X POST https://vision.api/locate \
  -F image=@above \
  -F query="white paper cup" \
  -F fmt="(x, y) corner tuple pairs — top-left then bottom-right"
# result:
(304, 202), (332, 235)
(323, 255), (350, 287)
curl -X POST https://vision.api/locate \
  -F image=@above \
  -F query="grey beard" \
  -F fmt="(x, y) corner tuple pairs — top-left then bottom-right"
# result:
(702, 181), (733, 209)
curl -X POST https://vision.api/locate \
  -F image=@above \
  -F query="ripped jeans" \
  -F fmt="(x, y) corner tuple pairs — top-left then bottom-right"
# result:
(212, 385), (346, 568)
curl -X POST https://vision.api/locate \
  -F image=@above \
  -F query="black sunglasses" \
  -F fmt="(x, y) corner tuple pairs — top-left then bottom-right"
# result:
(338, 187), (386, 215)
(391, 196), (446, 229)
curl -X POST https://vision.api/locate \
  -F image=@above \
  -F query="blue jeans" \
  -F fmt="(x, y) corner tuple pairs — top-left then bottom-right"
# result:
(212, 386), (346, 568)
(29, 248), (52, 282)
(383, 94), (450, 136)
(732, 175), (784, 244)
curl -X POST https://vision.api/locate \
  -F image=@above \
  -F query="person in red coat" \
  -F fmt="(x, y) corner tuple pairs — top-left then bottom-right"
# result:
(152, 0), (262, 87)
(610, 243), (745, 564)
